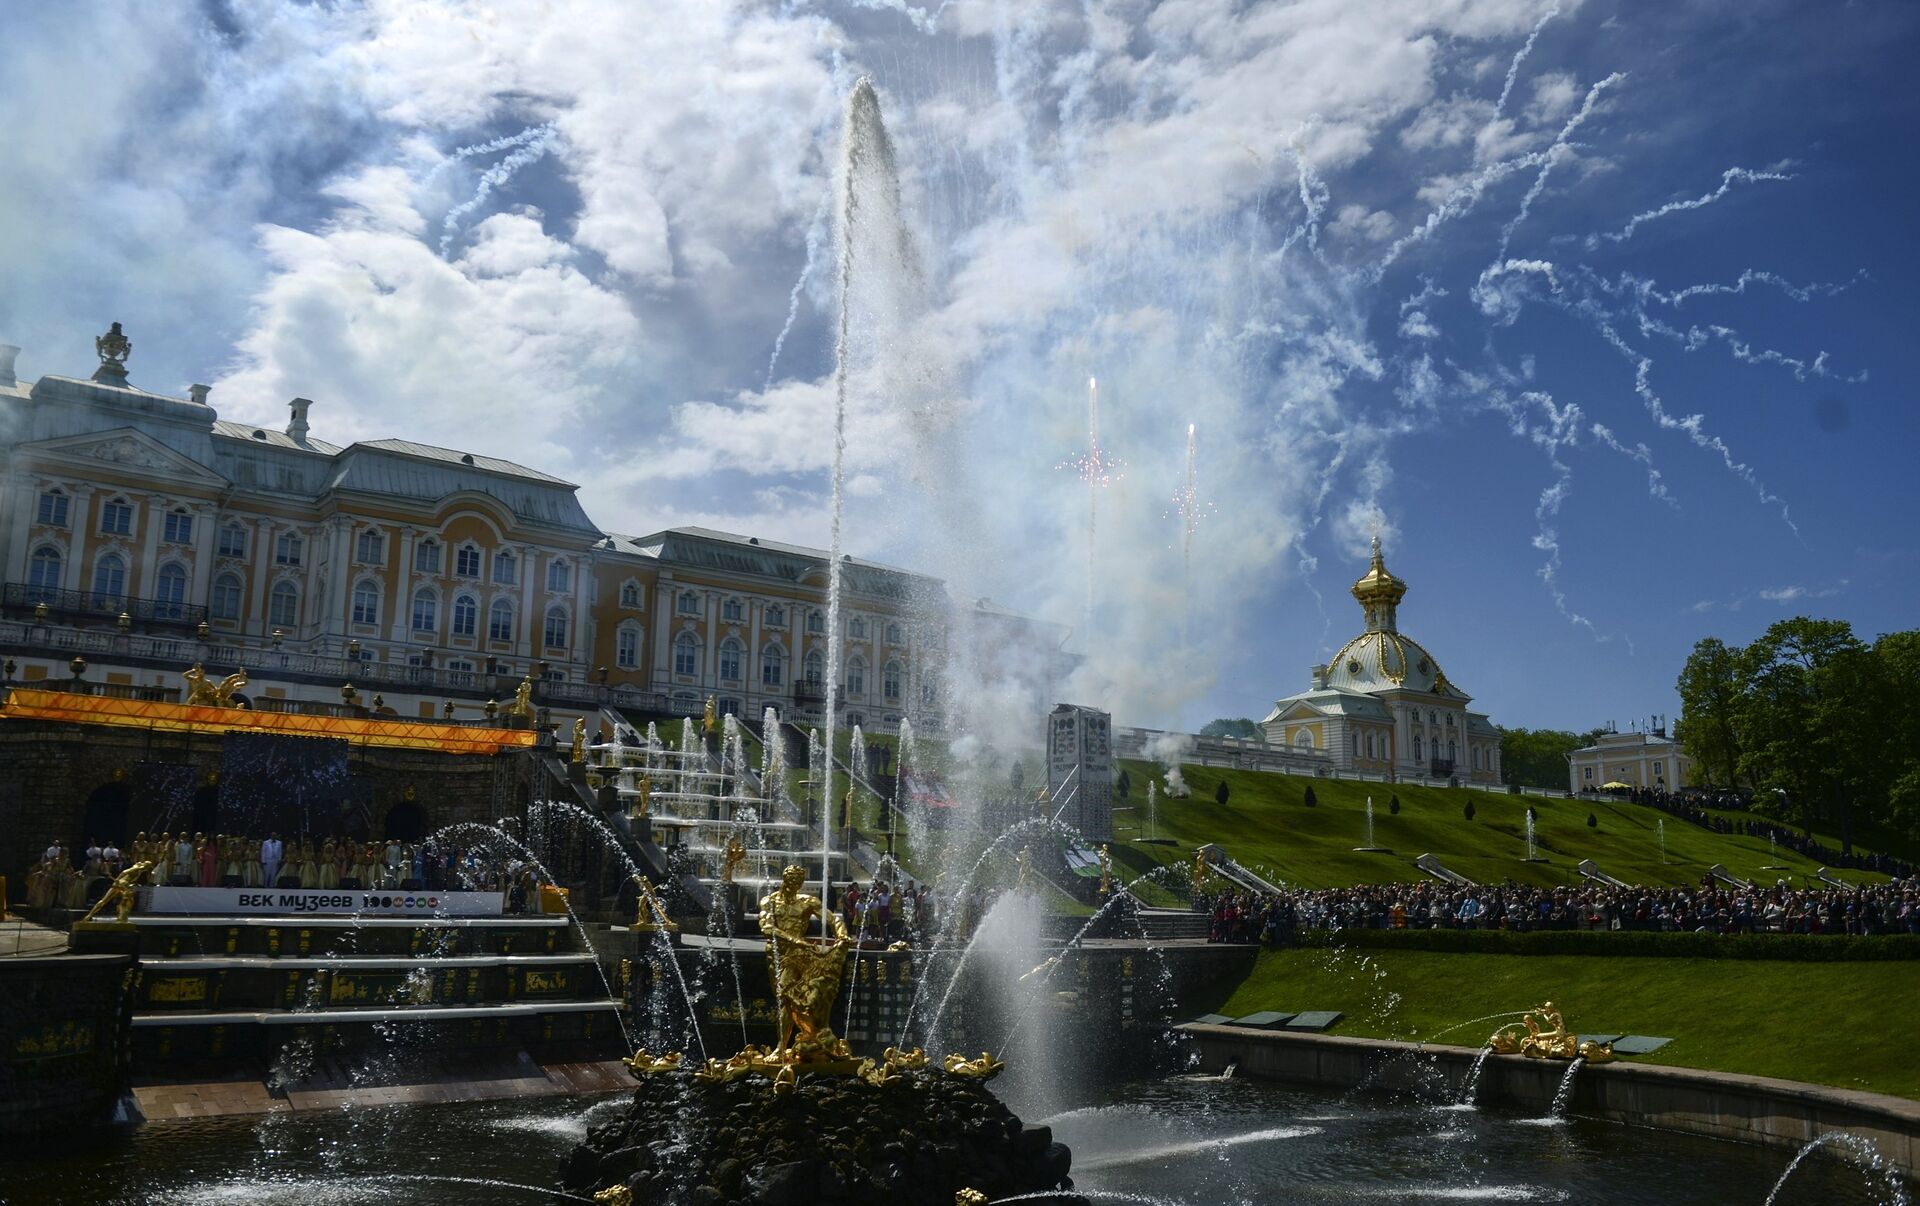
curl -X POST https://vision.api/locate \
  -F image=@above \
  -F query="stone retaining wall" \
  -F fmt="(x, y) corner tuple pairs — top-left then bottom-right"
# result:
(1184, 1023), (1920, 1179)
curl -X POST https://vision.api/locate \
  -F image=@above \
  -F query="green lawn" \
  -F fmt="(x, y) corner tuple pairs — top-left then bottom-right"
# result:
(1190, 947), (1920, 1099)
(1110, 759), (1896, 890)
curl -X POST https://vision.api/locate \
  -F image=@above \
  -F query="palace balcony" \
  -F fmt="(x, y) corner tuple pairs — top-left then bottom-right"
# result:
(3, 582), (207, 629)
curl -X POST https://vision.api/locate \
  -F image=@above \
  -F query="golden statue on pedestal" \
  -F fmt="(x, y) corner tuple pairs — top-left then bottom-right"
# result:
(720, 836), (747, 885)
(1191, 848), (1211, 894)
(630, 875), (679, 933)
(757, 864), (852, 1062)
(1097, 844), (1112, 896)
(76, 860), (153, 926)
(703, 696), (718, 736)
(941, 1051), (1005, 1080)
(571, 718), (587, 764)
(632, 774), (652, 819)
(1487, 1001), (1616, 1062)
(624, 1048), (683, 1075)
(182, 663), (248, 708)
(506, 676), (535, 721)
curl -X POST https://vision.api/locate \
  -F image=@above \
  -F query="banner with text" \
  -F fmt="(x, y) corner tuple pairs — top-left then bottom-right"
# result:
(142, 886), (504, 916)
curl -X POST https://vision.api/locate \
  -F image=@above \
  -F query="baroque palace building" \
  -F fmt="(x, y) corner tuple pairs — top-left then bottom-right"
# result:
(0, 328), (1064, 731)
(1261, 537), (1502, 785)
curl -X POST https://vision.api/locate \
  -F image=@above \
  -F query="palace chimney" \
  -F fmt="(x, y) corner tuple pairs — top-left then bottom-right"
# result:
(0, 344), (18, 387)
(188, 384), (211, 406)
(287, 397), (313, 441)
(1311, 664), (1329, 689)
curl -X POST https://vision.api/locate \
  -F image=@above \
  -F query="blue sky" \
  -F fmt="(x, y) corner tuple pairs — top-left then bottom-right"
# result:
(0, 0), (1914, 738)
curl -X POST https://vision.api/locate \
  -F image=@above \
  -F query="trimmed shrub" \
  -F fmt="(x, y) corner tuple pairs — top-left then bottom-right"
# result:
(1303, 785), (1318, 808)
(1116, 769), (1131, 799)
(1587, 812), (1598, 828)
(1463, 800), (1476, 821)
(1388, 794), (1400, 815)
(1215, 780), (1230, 806)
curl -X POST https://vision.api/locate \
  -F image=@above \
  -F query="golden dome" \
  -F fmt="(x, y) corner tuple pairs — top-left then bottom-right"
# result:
(1350, 535), (1407, 610)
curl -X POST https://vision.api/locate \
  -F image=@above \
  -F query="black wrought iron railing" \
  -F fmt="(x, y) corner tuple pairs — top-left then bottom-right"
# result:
(1429, 758), (1456, 778)
(4, 582), (207, 628)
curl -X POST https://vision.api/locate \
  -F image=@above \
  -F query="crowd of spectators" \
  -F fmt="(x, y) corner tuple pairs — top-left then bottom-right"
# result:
(1206, 875), (1920, 944)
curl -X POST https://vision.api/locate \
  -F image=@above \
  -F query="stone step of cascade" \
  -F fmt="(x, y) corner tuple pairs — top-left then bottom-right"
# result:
(1135, 909), (1212, 940)
(134, 952), (611, 1013)
(95, 914), (582, 961)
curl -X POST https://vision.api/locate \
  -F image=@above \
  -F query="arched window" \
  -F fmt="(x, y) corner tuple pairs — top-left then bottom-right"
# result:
(352, 581), (380, 626)
(1293, 729), (1314, 749)
(678, 591), (701, 615)
(27, 546), (61, 599)
(492, 550), (516, 585)
(1448, 740), (1457, 763)
(411, 588), (438, 632)
(274, 531), (303, 566)
(36, 489), (68, 527)
(269, 581), (299, 628)
(543, 606), (568, 649)
(718, 637), (742, 681)
(488, 599), (514, 642)
(847, 655), (866, 696)
(211, 572), (243, 622)
(451, 593), (477, 638)
(920, 675), (940, 707)
(722, 597), (743, 621)
(616, 625), (641, 669)
(848, 617), (867, 640)
(765, 604), (786, 628)
(456, 543), (481, 577)
(355, 529), (384, 564)
(155, 562), (188, 619)
(803, 649), (824, 688)
(619, 581), (640, 607)
(885, 622), (902, 645)
(807, 610), (824, 634)
(761, 643), (785, 687)
(675, 632), (701, 677)
(1413, 735), (1423, 761)
(91, 554), (127, 609)
(1366, 732), (1376, 759)
(162, 509), (193, 545)
(883, 659), (902, 701)
(414, 538), (441, 574)
(218, 523), (247, 558)
(1350, 732), (1358, 756)
(546, 559), (570, 593)
(99, 497), (132, 536)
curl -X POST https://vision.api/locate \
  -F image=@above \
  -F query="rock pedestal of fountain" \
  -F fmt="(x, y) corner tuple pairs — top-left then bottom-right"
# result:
(561, 1068), (1087, 1206)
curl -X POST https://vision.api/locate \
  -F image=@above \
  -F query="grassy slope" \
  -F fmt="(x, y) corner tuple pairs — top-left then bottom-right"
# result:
(1193, 947), (1920, 1100)
(1110, 759), (1895, 890)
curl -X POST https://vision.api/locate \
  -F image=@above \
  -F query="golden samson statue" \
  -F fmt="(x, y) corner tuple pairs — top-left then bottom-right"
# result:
(757, 864), (852, 1061)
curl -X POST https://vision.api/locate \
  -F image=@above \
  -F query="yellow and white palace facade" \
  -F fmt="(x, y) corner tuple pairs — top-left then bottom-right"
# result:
(0, 333), (1060, 732)
(1261, 538), (1502, 785)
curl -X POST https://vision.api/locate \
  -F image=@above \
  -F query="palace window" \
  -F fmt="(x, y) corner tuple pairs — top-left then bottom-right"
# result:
(616, 625), (641, 669)
(274, 532), (303, 566)
(719, 698), (741, 717)
(91, 554), (127, 608)
(211, 572), (242, 622)
(675, 632), (701, 677)
(1413, 736), (1423, 760)
(162, 510), (192, 545)
(456, 544), (481, 578)
(847, 655), (866, 696)
(268, 581), (298, 628)
(885, 622), (902, 645)
(355, 530), (385, 564)
(451, 594), (477, 638)
(1583, 767), (1594, 781)
(1446, 712), (1455, 727)
(803, 649), (824, 688)
(412, 588), (438, 633)
(546, 560), (570, 594)
(543, 606), (568, 649)
(415, 539), (441, 574)
(1366, 733), (1376, 759)
(98, 498), (132, 537)
(27, 546), (61, 599)
(718, 637), (742, 681)
(807, 610), (824, 634)
(619, 581), (641, 607)
(488, 599), (513, 642)
(352, 581), (380, 626)
(37, 490), (68, 528)
(765, 605), (786, 628)
(155, 562), (188, 619)
(722, 597), (744, 622)
(920, 676), (939, 707)
(1448, 740), (1457, 762)
(678, 591), (701, 615)
(218, 523), (247, 558)
(883, 659), (902, 701)
(761, 643), (785, 688)
(848, 617), (867, 640)
(1294, 729), (1314, 749)
(446, 659), (475, 686)
(1653, 761), (1664, 777)
(492, 550), (516, 585)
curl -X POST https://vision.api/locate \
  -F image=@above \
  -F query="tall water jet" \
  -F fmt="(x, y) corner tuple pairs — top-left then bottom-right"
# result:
(1658, 818), (1668, 865)
(1354, 794), (1389, 853)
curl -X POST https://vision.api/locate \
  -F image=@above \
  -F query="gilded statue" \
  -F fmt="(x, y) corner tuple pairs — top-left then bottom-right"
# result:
(183, 662), (248, 708)
(631, 774), (653, 820)
(570, 717), (587, 764)
(1191, 848), (1210, 893)
(506, 676), (535, 720)
(1015, 847), (1032, 891)
(630, 875), (679, 933)
(720, 835), (747, 885)
(76, 860), (153, 926)
(623, 1048), (682, 1075)
(1488, 1001), (1615, 1062)
(757, 864), (852, 1061)
(703, 696), (718, 736)
(592, 1187), (633, 1206)
(940, 1051), (1005, 1080)
(956, 1192), (989, 1206)
(1097, 844), (1112, 896)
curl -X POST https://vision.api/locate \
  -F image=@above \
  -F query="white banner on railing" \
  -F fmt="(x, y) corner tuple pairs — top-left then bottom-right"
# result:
(141, 886), (505, 917)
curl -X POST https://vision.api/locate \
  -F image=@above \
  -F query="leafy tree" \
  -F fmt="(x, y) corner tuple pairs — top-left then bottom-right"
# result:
(1736, 618), (1870, 848)
(1303, 785), (1318, 808)
(1497, 727), (1590, 789)
(1463, 800), (1476, 821)
(1676, 636), (1748, 788)
(1115, 769), (1131, 799)
(1214, 780), (1230, 806)
(1200, 717), (1261, 739)
(1388, 794), (1400, 815)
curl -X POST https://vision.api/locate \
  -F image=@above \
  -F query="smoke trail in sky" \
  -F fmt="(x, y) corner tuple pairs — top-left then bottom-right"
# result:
(423, 124), (556, 188)
(1661, 267), (1867, 307)
(1585, 165), (1795, 247)
(766, 189), (832, 390)
(1497, 72), (1625, 259)
(1371, 149), (1551, 280)
(439, 125), (559, 257)
(1495, 5), (1561, 117)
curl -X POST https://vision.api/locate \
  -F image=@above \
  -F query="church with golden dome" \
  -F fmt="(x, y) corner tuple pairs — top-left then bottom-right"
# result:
(1261, 538), (1502, 784)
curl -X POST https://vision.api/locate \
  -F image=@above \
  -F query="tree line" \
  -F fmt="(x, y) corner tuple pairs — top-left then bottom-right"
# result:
(1677, 617), (1920, 849)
